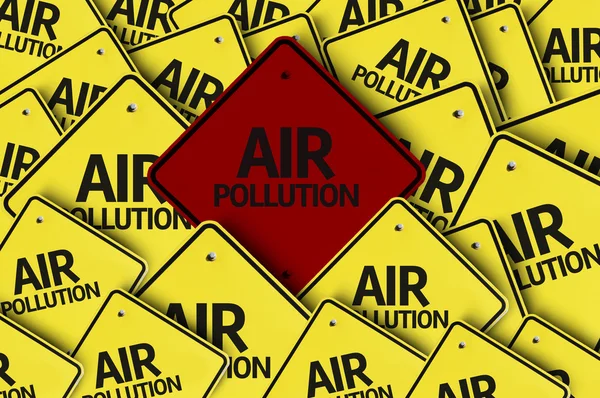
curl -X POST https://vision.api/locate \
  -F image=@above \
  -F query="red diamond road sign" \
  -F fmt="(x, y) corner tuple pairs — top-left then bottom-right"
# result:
(149, 38), (425, 293)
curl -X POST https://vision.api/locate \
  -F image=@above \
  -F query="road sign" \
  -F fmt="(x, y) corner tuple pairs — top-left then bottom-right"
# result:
(0, 313), (82, 397)
(93, 0), (175, 49)
(0, 0), (105, 88)
(149, 38), (424, 294)
(405, 321), (569, 397)
(0, 196), (147, 352)
(169, 0), (314, 32)
(71, 290), (228, 397)
(4, 74), (193, 285)
(322, 0), (506, 124)
(137, 222), (309, 397)
(444, 219), (527, 345)
(306, 0), (424, 39)
(299, 198), (507, 355)
(129, 15), (250, 123)
(243, 13), (325, 65)
(499, 87), (600, 176)
(509, 315), (600, 398)
(263, 299), (426, 397)
(463, 0), (548, 20)
(472, 3), (554, 120)
(0, 89), (62, 198)
(377, 82), (494, 231)
(528, 0), (600, 100)
(452, 133), (600, 351)
(0, 27), (137, 131)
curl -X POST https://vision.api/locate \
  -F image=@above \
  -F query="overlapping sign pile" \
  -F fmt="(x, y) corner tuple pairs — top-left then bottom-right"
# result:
(1, 0), (599, 396)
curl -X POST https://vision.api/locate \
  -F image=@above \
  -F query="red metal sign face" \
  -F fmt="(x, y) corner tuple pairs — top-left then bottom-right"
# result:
(149, 38), (424, 293)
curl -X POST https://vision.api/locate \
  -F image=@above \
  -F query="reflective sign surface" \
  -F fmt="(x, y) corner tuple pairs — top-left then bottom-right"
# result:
(472, 3), (554, 120)
(0, 196), (147, 352)
(149, 38), (424, 294)
(72, 290), (228, 397)
(406, 322), (569, 397)
(129, 15), (250, 123)
(0, 0), (105, 87)
(4, 74), (193, 284)
(0, 313), (82, 398)
(445, 219), (528, 345)
(0, 28), (137, 131)
(243, 13), (325, 65)
(138, 222), (309, 397)
(299, 198), (507, 355)
(528, 0), (600, 100)
(322, 0), (506, 124)
(453, 133), (600, 351)
(509, 315), (600, 398)
(169, 0), (314, 31)
(263, 299), (425, 397)
(377, 82), (494, 231)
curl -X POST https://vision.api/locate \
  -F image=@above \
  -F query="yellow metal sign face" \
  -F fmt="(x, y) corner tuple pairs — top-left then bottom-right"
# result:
(243, 13), (325, 65)
(509, 315), (600, 398)
(472, 3), (554, 120)
(0, 313), (82, 397)
(0, 0), (105, 88)
(0, 196), (147, 352)
(0, 88), (61, 198)
(528, 0), (600, 100)
(322, 0), (506, 124)
(4, 74), (193, 285)
(444, 219), (527, 345)
(0, 27), (137, 131)
(377, 82), (494, 231)
(93, 0), (175, 50)
(452, 133), (600, 351)
(263, 299), (425, 397)
(299, 198), (507, 355)
(137, 222), (309, 398)
(500, 88), (600, 176)
(168, 0), (314, 31)
(306, 0), (424, 39)
(72, 290), (228, 397)
(129, 15), (250, 123)
(463, 0), (548, 20)
(406, 321), (569, 397)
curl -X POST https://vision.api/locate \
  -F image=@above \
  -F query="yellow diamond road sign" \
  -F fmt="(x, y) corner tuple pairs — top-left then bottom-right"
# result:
(0, 196), (147, 352)
(0, 312), (83, 397)
(499, 87), (600, 176)
(71, 290), (228, 397)
(299, 198), (507, 355)
(377, 82), (495, 231)
(0, 0), (105, 88)
(263, 299), (426, 398)
(322, 0), (507, 124)
(444, 219), (528, 345)
(472, 3), (554, 120)
(306, 0), (425, 39)
(509, 315), (600, 398)
(129, 14), (250, 123)
(137, 222), (309, 397)
(0, 88), (62, 198)
(243, 13), (325, 65)
(528, 0), (600, 100)
(452, 132), (600, 352)
(405, 321), (569, 397)
(93, 0), (174, 50)
(0, 27), (137, 131)
(4, 74), (193, 285)
(169, 0), (314, 31)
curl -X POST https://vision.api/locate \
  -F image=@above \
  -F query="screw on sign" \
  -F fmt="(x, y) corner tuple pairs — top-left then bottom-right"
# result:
(149, 37), (425, 293)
